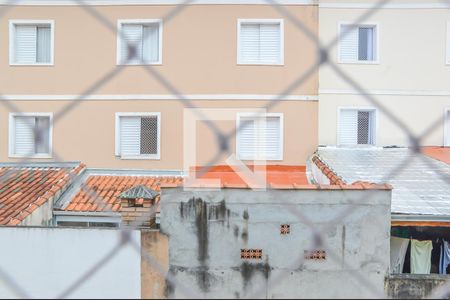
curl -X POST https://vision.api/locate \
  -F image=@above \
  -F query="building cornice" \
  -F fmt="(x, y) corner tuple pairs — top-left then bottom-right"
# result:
(320, 2), (450, 9)
(0, 0), (317, 6)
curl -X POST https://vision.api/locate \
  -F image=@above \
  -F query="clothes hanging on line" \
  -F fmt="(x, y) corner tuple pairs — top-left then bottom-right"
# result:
(440, 240), (450, 274)
(390, 237), (410, 274)
(411, 239), (433, 274)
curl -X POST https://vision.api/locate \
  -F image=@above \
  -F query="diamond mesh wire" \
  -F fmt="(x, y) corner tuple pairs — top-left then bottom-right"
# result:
(0, 0), (448, 298)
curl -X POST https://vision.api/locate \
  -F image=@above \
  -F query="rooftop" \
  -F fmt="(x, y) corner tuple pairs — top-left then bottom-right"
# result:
(315, 147), (450, 217)
(57, 175), (183, 213)
(422, 146), (450, 165)
(0, 163), (85, 225)
(58, 165), (391, 215)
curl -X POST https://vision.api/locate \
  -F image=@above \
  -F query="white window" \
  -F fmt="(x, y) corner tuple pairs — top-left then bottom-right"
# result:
(338, 108), (376, 146)
(446, 22), (450, 64)
(339, 24), (378, 63)
(445, 109), (450, 146)
(115, 113), (161, 159)
(237, 113), (283, 160)
(9, 20), (54, 65)
(9, 113), (52, 157)
(117, 19), (162, 65)
(237, 19), (284, 65)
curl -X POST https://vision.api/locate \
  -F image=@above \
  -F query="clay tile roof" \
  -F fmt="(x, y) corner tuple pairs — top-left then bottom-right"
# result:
(63, 175), (183, 213)
(0, 163), (86, 226)
(422, 146), (450, 165)
(311, 155), (345, 185)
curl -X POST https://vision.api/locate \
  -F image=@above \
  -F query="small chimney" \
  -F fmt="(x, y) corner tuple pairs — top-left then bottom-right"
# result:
(118, 185), (159, 228)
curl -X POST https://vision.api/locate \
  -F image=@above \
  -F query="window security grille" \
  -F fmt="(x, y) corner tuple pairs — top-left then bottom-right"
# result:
(140, 117), (158, 155)
(118, 115), (159, 158)
(339, 109), (375, 146)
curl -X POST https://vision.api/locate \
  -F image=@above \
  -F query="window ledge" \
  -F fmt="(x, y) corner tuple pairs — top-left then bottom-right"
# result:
(237, 62), (284, 66)
(117, 62), (162, 66)
(9, 63), (54, 66)
(338, 60), (380, 65)
(9, 154), (53, 159)
(119, 156), (160, 160)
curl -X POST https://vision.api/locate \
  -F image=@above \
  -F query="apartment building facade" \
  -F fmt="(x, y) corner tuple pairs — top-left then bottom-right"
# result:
(319, 0), (450, 148)
(0, 0), (319, 170)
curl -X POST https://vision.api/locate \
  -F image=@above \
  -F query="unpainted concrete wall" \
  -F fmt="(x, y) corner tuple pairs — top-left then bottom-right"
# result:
(160, 187), (392, 299)
(386, 274), (449, 299)
(141, 230), (169, 299)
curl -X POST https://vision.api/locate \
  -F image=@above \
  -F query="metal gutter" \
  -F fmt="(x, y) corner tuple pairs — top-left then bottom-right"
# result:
(391, 214), (450, 223)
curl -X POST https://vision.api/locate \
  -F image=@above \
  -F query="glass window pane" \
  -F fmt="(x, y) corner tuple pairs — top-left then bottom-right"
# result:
(37, 26), (51, 63)
(35, 117), (50, 154)
(358, 27), (374, 61)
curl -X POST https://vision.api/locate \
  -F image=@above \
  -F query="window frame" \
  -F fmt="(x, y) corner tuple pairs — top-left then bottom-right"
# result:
(236, 112), (284, 161)
(237, 19), (285, 66)
(338, 22), (380, 65)
(446, 22), (450, 65)
(444, 108), (450, 146)
(115, 112), (161, 160)
(8, 112), (53, 158)
(9, 19), (55, 66)
(337, 107), (378, 146)
(116, 19), (163, 66)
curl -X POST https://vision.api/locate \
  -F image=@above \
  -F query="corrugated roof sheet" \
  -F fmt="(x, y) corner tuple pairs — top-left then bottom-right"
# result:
(316, 147), (450, 216)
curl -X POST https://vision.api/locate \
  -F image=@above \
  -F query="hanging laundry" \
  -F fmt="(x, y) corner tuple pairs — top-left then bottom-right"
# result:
(411, 239), (433, 274)
(440, 240), (450, 274)
(390, 237), (409, 274)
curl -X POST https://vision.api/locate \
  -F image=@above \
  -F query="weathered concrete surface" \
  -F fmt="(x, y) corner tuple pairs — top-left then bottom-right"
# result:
(141, 230), (169, 299)
(160, 187), (391, 299)
(386, 274), (449, 299)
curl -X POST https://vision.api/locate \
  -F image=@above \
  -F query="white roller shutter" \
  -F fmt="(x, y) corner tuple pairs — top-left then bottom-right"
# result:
(239, 22), (281, 64)
(120, 24), (143, 64)
(338, 109), (358, 145)
(238, 117), (256, 160)
(120, 117), (141, 157)
(260, 24), (281, 64)
(238, 115), (282, 160)
(259, 116), (281, 160)
(14, 116), (35, 156)
(14, 25), (37, 64)
(339, 24), (359, 62)
(240, 24), (260, 64)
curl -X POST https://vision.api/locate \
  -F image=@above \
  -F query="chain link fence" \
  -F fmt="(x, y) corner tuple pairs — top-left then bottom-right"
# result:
(0, 0), (449, 298)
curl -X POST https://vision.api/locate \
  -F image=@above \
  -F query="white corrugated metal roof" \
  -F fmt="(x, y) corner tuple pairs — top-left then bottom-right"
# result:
(317, 147), (450, 216)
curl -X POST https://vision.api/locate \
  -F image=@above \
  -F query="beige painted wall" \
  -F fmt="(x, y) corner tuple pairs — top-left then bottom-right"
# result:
(319, 94), (449, 146)
(318, 1), (450, 146)
(0, 100), (318, 168)
(141, 230), (168, 299)
(0, 5), (318, 95)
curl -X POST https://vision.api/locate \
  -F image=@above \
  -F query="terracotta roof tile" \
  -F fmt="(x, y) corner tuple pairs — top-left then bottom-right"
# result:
(422, 146), (450, 165)
(0, 163), (85, 226)
(64, 175), (183, 213)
